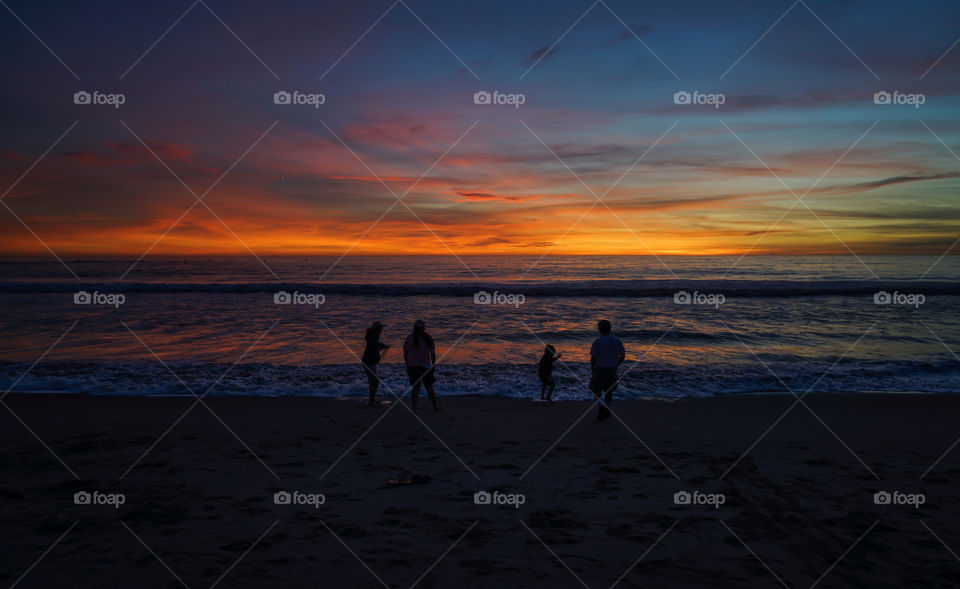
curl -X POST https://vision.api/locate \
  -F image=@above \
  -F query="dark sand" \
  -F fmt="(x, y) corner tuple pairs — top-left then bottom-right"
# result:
(2, 393), (959, 588)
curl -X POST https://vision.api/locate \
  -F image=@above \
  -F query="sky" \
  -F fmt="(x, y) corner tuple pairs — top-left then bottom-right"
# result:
(1, 0), (959, 257)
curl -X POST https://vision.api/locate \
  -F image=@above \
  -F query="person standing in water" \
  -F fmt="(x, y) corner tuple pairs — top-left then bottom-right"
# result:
(538, 344), (561, 402)
(590, 319), (625, 420)
(403, 319), (441, 412)
(362, 321), (389, 407)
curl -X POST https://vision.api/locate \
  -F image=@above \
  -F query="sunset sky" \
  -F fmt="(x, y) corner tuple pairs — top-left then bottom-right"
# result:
(1, 0), (959, 257)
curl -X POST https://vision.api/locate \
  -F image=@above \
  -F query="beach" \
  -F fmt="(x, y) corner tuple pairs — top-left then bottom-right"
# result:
(3, 0), (960, 585)
(2, 392), (958, 588)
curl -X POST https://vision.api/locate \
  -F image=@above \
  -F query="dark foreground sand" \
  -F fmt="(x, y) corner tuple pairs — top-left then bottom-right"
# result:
(2, 393), (959, 588)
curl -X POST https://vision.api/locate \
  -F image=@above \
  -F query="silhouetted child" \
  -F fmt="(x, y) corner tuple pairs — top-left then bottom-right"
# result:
(362, 321), (389, 407)
(538, 345), (561, 402)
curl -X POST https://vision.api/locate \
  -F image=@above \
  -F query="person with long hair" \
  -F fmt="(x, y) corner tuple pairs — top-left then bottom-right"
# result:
(361, 321), (389, 407)
(402, 319), (441, 412)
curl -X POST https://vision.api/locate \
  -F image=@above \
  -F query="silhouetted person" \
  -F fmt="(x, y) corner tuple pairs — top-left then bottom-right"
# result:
(362, 321), (389, 407)
(403, 319), (441, 412)
(590, 319), (625, 421)
(538, 344), (561, 402)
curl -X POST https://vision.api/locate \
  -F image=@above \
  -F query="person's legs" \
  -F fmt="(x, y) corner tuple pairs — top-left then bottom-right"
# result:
(591, 377), (607, 419)
(365, 364), (379, 406)
(425, 383), (439, 410)
(546, 376), (555, 402)
(602, 380), (614, 419)
(597, 368), (616, 420)
(424, 368), (440, 411)
(598, 397), (610, 419)
(407, 366), (423, 409)
(410, 382), (421, 409)
(589, 372), (601, 414)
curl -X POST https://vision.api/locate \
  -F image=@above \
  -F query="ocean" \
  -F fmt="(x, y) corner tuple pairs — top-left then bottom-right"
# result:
(1, 255), (958, 399)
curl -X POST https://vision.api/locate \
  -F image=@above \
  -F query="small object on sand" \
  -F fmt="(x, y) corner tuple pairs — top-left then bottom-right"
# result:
(388, 473), (431, 486)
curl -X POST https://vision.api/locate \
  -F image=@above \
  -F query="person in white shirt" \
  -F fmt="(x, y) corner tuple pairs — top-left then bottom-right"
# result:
(590, 319), (625, 421)
(403, 319), (441, 412)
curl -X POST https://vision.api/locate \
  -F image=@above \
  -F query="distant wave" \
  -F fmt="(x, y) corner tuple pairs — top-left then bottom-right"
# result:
(1, 279), (957, 297)
(2, 359), (958, 398)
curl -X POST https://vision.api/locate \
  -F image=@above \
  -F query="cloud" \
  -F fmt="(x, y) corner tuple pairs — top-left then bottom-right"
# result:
(60, 141), (195, 167)
(111, 141), (193, 161)
(850, 172), (960, 190)
(60, 151), (127, 167)
(525, 46), (559, 66)
(609, 24), (656, 45)
(0, 151), (29, 160)
(452, 189), (579, 202)
(455, 191), (499, 200)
